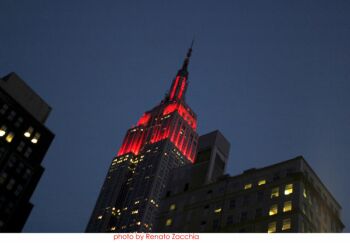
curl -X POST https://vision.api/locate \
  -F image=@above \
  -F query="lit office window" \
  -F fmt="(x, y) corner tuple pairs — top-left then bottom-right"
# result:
(6, 132), (14, 143)
(271, 187), (279, 198)
(170, 204), (176, 211)
(283, 201), (292, 212)
(0, 125), (7, 136)
(258, 179), (266, 186)
(165, 218), (172, 226)
(303, 188), (307, 198)
(24, 127), (33, 138)
(267, 222), (276, 233)
(284, 184), (293, 195)
(282, 218), (291, 231)
(269, 204), (278, 216)
(214, 208), (222, 213)
(31, 133), (40, 144)
(244, 183), (252, 190)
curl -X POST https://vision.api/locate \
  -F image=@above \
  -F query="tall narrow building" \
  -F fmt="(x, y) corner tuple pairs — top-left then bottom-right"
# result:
(86, 44), (199, 232)
(0, 73), (54, 232)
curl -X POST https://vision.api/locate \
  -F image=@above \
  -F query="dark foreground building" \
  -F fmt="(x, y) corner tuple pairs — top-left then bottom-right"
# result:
(0, 73), (54, 232)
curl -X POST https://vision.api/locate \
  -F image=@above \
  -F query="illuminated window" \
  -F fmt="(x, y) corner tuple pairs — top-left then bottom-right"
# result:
(244, 183), (252, 190)
(0, 125), (6, 137)
(131, 210), (138, 214)
(134, 200), (140, 205)
(97, 215), (102, 220)
(269, 204), (278, 216)
(169, 204), (176, 210)
(110, 226), (116, 231)
(214, 208), (222, 213)
(282, 218), (291, 231)
(271, 187), (279, 198)
(165, 218), (172, 226)
(267, 222), (276, 233)
(24, 127), (33, 138)
(6, 132), (14, 143)
(284, 184), (293, 195)
(136, 221), (141, 225)
(31, 133), (40, 144)
(303, 189), (307, 198)
(283, 201), (292, 212)
(258, 180), (266, 186)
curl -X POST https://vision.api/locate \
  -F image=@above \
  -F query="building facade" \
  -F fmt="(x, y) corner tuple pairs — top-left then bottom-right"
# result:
(86, 45), (199, 233)
(87, 46), (344, 233)
(155, 156), (344, 233)
(0, 73), (54, 232)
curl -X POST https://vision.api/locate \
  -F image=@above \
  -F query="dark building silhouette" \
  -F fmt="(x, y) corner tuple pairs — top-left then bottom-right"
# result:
(87, 44), (199, 232)
(155, 153), (344, 233)
(0, 73), (54, 232)
(87, 46), (344, 233)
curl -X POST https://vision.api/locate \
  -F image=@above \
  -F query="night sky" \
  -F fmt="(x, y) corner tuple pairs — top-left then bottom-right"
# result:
(1, 0), (349, 232)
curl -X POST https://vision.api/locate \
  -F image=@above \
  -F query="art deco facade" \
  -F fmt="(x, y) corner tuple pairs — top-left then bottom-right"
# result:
(87, 45), (199, 232)
(0, 73), (54, 232)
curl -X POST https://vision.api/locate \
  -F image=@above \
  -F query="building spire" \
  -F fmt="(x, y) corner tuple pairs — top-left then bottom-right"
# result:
(167, 41), (195, 101)
(178, 39), (194, 76)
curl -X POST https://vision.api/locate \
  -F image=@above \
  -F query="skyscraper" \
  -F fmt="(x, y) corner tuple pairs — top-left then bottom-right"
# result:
(86, 44), (199, 232)
(0, 73), (54, 232)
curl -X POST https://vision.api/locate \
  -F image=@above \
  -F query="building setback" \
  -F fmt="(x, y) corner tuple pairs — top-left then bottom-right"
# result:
(155, 151), (344, 232)
(0, 73), (54, 232)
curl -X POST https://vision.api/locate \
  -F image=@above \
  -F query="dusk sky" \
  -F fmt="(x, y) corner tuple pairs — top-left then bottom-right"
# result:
(1, 0), (349, 232)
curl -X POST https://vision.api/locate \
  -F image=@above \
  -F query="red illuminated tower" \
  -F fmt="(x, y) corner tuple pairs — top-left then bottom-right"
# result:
(86, 43), (199, 232)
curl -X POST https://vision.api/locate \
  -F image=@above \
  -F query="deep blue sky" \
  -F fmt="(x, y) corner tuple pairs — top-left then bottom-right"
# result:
(1, 0), (349, 232)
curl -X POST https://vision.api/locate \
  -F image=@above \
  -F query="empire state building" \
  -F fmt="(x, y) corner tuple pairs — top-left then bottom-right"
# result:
(86, 44), (199, 232)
